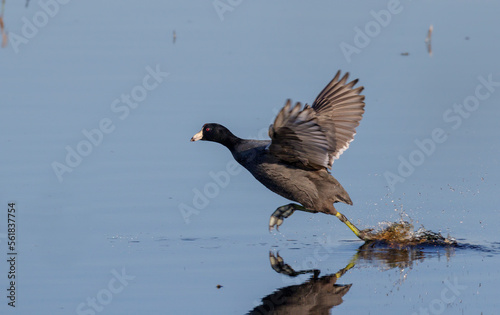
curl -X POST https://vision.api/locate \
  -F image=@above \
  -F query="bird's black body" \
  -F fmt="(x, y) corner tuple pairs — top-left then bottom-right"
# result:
(191, 71), (366, 237)
(220, 133), (353, 215)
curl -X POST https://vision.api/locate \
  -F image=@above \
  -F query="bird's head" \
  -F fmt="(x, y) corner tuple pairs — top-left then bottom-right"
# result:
(190, 123), (234, 144)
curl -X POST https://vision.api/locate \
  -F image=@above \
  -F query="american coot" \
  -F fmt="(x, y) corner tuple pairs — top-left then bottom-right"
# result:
(191, 71), (367, 240)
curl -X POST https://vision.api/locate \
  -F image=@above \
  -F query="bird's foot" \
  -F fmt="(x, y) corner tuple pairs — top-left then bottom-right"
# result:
(358, 228), (376, 242)
(269, 204), (296, 231)
(269, 252), (293, 274)
(269, 252), (319, 277)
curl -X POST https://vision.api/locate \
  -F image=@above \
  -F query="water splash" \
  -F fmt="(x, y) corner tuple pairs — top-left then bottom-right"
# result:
(361, 221), (456, 247)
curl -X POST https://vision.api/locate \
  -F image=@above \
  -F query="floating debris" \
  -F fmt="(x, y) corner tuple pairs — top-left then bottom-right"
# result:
(1, 0), (7, 48)
(173, 30), (176, 44)
(216, 284), (223, 289)
(401, 52), (409, 56)
(425, 24), (433, 56)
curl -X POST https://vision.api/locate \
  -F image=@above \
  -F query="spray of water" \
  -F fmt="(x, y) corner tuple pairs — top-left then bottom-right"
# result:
(361, 221), (456, 246)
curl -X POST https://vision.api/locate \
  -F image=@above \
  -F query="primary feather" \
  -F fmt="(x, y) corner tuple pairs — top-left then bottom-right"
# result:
(268, 71), (365, 170)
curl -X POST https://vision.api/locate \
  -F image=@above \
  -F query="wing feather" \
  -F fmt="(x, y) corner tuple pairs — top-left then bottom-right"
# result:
(268, 100), (329, 169)
(312, 72), (365, 167)
(268, 71), (365, 169)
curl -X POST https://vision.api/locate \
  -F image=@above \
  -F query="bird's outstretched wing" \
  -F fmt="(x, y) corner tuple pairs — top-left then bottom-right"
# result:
(268, 71), (365, 169)
(268, 100), (330, 169)
(312, 71), (365, 167)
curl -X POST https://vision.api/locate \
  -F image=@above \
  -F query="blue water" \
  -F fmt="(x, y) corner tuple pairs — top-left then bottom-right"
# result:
(1, 1), (500, 314)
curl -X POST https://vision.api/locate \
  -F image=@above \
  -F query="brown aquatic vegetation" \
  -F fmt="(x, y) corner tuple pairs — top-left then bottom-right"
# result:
(361, 221), (456, 247)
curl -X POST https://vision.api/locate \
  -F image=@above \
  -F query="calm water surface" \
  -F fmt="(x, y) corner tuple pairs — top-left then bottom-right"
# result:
(1, 1), (499, 314)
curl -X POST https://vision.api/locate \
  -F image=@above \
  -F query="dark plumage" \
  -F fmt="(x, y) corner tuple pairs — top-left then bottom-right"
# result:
(191, 71), (367, 239)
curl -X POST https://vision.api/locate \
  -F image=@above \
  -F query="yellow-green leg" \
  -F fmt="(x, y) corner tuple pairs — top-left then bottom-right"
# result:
(335, 211), (366, 240)
(334, 252), (358, 279)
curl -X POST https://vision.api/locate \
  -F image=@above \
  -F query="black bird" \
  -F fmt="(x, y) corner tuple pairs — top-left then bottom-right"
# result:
(191, 71), (367, 240)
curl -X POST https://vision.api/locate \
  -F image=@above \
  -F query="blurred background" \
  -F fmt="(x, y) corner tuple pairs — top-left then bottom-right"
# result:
(1, 1), (499, 314)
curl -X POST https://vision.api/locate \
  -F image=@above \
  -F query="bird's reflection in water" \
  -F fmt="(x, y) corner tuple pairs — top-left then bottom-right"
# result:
(249, 242), (455, 315)
(248, 252), (353, 315)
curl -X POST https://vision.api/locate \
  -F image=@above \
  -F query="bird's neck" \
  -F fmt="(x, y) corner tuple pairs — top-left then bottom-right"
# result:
(219, 132), (242, 151)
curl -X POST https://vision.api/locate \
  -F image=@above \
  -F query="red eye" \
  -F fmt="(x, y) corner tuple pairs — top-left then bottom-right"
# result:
(205, 127), (211, 132)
